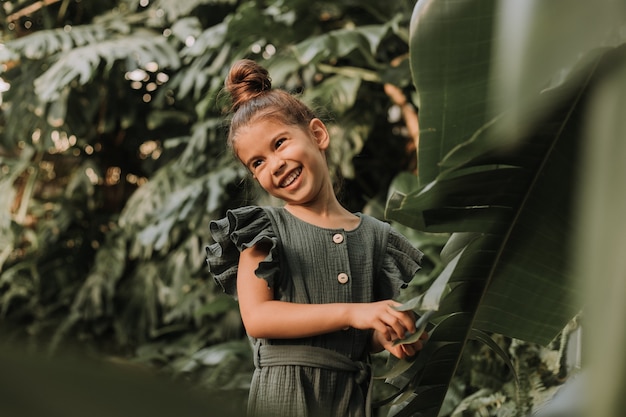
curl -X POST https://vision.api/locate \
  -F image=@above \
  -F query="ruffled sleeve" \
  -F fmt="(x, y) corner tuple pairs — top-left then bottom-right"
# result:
(377, 228), (424, 300)
(205, 206), (280, 297)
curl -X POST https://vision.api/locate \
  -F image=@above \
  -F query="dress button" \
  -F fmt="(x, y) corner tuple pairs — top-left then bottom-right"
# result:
(332, 233), (344, 244)
(337, 273), (349, 284)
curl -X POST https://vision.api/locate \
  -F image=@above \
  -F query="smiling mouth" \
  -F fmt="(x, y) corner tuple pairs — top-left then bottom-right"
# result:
(280, 167), (302, 188)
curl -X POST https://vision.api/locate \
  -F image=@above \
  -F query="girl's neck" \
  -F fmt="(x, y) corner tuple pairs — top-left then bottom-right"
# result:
(284, 198), (360, 231)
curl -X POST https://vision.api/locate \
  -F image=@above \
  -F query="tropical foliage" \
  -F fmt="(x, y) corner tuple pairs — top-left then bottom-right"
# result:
(0, 0), (441, 412)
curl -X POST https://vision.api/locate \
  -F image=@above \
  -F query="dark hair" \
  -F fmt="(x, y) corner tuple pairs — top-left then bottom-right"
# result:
(224, 59), (317, 151)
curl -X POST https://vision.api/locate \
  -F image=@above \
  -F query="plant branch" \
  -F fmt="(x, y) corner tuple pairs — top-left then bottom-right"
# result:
(383, 82), (419, 163)
(7, 0), (62, 23)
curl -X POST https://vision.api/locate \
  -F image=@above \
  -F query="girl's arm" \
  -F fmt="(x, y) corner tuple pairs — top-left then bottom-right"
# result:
(237, 243), (416, 342)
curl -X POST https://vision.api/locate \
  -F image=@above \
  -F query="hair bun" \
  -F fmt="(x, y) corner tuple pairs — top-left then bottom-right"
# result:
(225, 59), (272, 112)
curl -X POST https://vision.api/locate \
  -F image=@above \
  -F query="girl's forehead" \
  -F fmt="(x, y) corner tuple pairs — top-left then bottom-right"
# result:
(237, 119), (281, 142)
(234, 120), (283, 153)
(239, 118), (307, 140)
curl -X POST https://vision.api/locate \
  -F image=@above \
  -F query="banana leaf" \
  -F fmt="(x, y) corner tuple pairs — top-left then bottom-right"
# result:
(384, 0), (626, 415)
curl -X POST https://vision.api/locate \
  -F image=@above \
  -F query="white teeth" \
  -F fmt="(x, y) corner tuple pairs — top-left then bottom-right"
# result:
(280, 168), (301, 187)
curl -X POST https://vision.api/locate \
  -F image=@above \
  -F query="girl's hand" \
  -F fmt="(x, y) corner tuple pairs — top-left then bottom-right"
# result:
(348, 300), (416, 342)
(372, 328), (429, 359)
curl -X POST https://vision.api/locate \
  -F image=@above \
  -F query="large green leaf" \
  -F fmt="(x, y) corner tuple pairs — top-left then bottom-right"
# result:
(408, 0), (497, 186)
(385, 0), (626, 415)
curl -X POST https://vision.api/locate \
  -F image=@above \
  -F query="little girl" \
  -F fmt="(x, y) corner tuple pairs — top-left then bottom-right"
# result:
(206, 59), (426, 417)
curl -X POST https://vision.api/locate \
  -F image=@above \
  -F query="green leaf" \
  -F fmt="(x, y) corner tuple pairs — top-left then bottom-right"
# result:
(303, 74), (361, 115)
(395, 239), (466, 314)
(291, 24), (390, 67)
(376, 313), (468, 405)
(409, 0), (498, 186)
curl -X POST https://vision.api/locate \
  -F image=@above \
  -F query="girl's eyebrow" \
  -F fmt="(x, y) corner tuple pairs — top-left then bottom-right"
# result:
(270, 130), (288, 143)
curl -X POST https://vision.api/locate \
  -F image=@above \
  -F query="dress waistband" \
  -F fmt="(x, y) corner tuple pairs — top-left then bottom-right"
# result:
(254, 344), (370, 384)
(253, 343), (373, 417)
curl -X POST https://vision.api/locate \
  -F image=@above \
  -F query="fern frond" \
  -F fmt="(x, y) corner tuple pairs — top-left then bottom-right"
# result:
(0, 23), (116, 63)
(33, 30), (180, 101)
(451, 388), (497, 417)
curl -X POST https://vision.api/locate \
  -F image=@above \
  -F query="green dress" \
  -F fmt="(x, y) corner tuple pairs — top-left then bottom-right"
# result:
(206, 206), (423, 417)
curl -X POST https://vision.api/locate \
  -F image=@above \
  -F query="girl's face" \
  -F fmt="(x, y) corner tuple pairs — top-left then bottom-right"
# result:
(234, 118), (331, 206)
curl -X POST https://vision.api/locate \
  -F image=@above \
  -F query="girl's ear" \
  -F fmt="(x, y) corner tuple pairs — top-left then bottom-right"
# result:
(309, 118), (330, 151)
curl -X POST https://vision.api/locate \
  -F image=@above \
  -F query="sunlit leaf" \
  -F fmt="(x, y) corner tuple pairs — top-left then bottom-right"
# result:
(576, 49), (626, 417)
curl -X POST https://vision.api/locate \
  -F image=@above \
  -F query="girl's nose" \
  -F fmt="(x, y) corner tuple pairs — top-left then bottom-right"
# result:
(271, 157), (286, 175)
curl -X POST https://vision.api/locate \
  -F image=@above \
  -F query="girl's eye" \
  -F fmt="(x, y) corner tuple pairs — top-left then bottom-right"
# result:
(251, 160), (263, 169)
(275, 138), (286, 148)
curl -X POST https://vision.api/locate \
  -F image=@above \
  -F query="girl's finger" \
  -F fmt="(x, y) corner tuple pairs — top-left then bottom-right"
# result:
(378, 324), (394, 342)
(386, 315), (409, 340)
(404, 345), (415, 357)
(391, 308), (417, 334)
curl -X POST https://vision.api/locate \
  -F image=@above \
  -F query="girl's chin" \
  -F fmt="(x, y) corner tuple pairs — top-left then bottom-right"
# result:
(273, 191), (309, 205)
